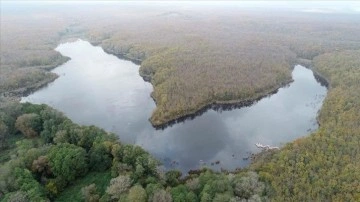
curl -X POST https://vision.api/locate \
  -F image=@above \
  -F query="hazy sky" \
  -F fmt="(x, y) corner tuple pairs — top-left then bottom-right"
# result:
(2, 1), (360, 15)
(2, 1), (360, 9)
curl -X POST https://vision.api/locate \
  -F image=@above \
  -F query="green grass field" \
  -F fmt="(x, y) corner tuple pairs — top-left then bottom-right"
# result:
(55, 171), (112, 202)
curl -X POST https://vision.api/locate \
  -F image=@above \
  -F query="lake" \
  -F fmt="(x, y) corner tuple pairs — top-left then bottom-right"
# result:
(22, 39), (327, 172)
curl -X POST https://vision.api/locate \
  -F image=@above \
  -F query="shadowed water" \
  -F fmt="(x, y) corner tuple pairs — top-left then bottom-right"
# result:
(22, 39), (327, 172)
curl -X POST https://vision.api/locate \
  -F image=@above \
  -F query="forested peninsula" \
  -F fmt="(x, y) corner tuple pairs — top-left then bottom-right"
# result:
(1, 2), (360, 201)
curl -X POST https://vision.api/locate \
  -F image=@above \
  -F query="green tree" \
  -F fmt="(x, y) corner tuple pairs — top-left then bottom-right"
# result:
(165, 170), (182, 187)
(128, 185), (147, 202)
(21, 103), (47, 115)
(232, 172), (264, 199)
(121, 145), (147, 166)
(89, 142), (112, 171)
(77, 125), (108, 151)
(213, 193), (232, 202)
(13, 168), (46, 201)
(186, 177), (200, 192)
(40, 108), (67, 143)
(45, 179), (59, 198)
(0, 100), (22, 134)
(170, 185), (196, 202)
(47, 143), (88, 183)
(0, 120), (8, 149)
(15, 139), (48, 169)
(4, 191), (28, 202)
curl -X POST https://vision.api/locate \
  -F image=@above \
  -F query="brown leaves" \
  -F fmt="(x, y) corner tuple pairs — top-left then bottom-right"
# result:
(15, 113), (40, 138)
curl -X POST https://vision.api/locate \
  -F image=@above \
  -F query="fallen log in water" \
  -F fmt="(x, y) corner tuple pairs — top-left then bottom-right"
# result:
(255, 143), (280, 150)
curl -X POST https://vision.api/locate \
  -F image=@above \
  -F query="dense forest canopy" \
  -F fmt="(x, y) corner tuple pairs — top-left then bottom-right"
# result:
(2, 2), (360, 126)
(1, 1), (360, 201)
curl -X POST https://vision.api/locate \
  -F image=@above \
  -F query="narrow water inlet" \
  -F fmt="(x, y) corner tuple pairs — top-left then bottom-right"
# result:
(22, 39), (328, 172)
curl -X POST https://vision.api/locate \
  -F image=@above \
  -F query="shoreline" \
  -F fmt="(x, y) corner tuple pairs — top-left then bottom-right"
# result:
(15, 40), (330, 131)
(150, 79), (293, 129)
(295, 57), (330, 88)
(100, 45), (329, 130)
(2, 75), (59, 98)
(97, 45), (299, 129)
(1, 57), (70, 99)
(311, 68), (330, 88)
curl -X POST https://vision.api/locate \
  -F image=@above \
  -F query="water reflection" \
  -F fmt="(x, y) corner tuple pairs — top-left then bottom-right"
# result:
(22, 39), (327, 172)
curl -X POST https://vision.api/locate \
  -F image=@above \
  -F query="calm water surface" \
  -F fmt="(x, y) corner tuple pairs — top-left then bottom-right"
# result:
(22, 40), (327, 172)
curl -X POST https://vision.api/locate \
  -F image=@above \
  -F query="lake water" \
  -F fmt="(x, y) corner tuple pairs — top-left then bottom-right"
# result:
(22, 39), (327, 172)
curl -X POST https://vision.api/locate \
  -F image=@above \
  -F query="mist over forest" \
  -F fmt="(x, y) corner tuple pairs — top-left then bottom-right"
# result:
(1, 1), (360, 201)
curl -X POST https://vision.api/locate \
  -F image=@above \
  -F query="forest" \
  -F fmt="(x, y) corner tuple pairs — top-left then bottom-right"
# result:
(0, 102), (267, 201)
(1, 2), (360, 201)
(2, 4), (360, 127)
(250, 50), (360, 201)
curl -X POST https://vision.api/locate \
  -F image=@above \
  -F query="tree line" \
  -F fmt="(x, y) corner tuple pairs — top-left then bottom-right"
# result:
(0, 102), (267, 201)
